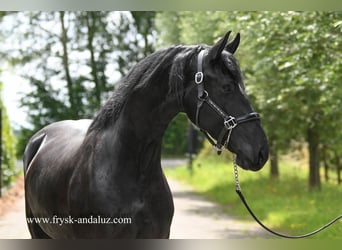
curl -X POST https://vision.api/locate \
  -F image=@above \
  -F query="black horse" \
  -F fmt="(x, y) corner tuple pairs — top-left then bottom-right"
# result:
(23, 31), (269, 238)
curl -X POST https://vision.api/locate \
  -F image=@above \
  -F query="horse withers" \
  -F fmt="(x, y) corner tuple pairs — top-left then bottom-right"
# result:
(23, 31), (269, 238)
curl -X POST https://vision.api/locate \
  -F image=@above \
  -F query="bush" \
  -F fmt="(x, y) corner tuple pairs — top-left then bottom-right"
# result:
(1, 85), (19, 189)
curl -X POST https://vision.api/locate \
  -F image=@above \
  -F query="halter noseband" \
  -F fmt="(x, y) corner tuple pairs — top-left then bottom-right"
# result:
(194, 49), (260, 155)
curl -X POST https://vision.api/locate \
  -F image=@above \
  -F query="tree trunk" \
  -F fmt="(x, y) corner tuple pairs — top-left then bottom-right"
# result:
(85, 12), (101, 107)
(307, 127), (321, 191)
(322, 145), (329, 182)
(59, 11), (77, 117)
(269, 139), (279, 180)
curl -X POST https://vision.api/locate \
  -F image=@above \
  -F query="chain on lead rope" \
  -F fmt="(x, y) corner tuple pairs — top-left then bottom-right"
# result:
(233, 154), (241, 192)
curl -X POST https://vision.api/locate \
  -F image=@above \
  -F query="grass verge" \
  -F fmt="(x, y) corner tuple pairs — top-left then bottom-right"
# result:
(165, 155), (342, 239)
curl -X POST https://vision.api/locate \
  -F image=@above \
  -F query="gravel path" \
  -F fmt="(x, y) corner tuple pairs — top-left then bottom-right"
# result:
(0, 159), (270, 239)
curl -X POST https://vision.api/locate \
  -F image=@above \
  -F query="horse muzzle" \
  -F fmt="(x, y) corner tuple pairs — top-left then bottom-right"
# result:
(234, 144), (269, 171)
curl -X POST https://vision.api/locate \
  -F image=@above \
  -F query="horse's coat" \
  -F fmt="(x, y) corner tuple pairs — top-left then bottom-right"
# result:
(23, 31), (269, 238)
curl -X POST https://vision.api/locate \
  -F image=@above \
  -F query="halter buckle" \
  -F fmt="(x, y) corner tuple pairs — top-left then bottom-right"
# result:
(224, 116), (237, 130)
(195, 72), (203, 84)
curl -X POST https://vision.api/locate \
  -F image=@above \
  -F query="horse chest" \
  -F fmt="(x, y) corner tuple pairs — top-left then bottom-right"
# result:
(131, 185), (174, 238)
(68, 171), (174, 238)
(115, 177), (174, 237)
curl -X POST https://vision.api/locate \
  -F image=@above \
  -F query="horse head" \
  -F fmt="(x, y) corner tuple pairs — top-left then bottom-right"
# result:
(183, 31), (269, 171)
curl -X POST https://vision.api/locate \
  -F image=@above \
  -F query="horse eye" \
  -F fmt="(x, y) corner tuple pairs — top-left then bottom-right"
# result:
(222, 84), (234, 93)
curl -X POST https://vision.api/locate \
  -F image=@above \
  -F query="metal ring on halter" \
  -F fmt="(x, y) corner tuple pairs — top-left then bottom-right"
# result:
(198, 90), (208, 100)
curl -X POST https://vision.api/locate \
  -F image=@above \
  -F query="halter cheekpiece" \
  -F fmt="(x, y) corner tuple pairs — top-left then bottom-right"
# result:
(194, 49), (260, 154)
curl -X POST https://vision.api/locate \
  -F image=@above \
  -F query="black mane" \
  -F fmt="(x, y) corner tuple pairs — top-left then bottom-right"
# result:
(88, 45), (200, 132)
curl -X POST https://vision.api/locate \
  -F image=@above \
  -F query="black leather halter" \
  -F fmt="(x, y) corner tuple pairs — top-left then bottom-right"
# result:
(194, 49), (260, 154)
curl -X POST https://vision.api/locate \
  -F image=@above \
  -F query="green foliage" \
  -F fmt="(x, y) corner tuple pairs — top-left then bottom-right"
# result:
(177, 12), (222, 45)
(1, 83), (19, 188)
(244, 12), (342, 142)
(155, 12), (181, 47)
(240, 12), (342, 189)
(165, 156), (342, 239)
(114, 12), (156, 76)
(162, 113), (188, 157)
(156, 11), (342, 188)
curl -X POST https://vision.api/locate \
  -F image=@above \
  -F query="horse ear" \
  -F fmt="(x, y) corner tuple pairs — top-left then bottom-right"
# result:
(225, 33), (240, 54)
(208, 31), (231, 61)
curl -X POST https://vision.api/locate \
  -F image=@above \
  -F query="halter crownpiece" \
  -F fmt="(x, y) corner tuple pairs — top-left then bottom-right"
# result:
(194, 49), (260, 154)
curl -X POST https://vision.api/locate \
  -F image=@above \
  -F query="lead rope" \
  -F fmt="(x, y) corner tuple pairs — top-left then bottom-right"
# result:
(232, 155), (342, 239)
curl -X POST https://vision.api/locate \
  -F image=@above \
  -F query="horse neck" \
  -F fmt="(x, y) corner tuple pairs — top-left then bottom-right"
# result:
(86, 47), (191, 179)
(94, 73), (182, 177)
(122, 88), (180, 141)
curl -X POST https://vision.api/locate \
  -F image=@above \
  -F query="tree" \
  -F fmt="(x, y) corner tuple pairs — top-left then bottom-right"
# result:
(155, 12), (181, 47)
(244, 12), (342, 190)
(74, 12), (115, 112)
(0, 11), (159, 155)
(155, 11), (342, 190)
(131, 12), (156, 57)
(0, 82), (18, 189)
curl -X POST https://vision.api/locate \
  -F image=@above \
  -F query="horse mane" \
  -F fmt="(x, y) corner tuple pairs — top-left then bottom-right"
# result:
(87, 45), (200, 133)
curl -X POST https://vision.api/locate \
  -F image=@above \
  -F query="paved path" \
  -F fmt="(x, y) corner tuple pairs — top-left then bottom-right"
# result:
(163, 159), (269, 238)
(0, 190), (30, 239)
(0, 159), (269, 239)
(168, 179), (269, 239)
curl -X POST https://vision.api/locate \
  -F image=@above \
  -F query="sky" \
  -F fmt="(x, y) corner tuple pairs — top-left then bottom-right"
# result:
(1, 65), (31, 130)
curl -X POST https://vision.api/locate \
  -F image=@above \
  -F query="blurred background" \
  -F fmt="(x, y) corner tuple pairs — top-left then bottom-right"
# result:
(0, 11), (341, 238)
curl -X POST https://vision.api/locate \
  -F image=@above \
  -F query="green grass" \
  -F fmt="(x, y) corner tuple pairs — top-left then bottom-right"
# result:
(165, 155), (342, 239)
